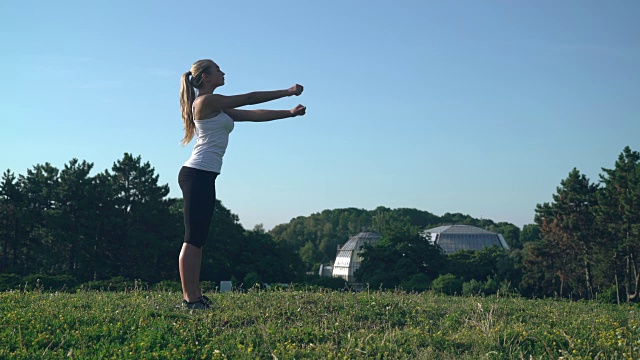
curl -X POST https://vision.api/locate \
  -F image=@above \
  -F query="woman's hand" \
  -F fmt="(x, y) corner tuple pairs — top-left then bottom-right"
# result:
(288, 84), (304, 96)
(290, 104), (306, 117)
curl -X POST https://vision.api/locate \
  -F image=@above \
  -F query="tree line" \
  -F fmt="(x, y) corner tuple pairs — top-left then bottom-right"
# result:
(348, 146), (639, 303)
(0, 153), (302, 288)
(521, 146), (640, 302)
(1, 147), (638, 302)
(269, 207), (523, 271)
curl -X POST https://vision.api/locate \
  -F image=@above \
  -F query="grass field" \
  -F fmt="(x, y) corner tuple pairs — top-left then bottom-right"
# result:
(1, 288), (639, 359)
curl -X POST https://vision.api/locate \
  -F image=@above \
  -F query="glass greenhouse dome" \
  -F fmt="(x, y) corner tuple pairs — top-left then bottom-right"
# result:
(421, 225), (509, 255)
(331, 231), (381, 282)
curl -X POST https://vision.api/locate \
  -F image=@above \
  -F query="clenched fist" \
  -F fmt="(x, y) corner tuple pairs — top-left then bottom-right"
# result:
(290, 104), (306, 117)
(288, 84), (304, 96)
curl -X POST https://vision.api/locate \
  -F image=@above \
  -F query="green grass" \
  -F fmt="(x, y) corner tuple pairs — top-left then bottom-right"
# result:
(1, 289), (639, 359)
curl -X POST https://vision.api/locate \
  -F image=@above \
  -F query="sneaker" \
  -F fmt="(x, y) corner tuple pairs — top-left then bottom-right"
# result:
(182, 299), (209, 310)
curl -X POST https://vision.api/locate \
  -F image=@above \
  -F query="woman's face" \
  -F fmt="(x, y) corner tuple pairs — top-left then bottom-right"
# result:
(205, 62), (225, 87)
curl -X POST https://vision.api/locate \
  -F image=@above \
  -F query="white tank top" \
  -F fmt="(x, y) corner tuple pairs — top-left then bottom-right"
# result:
(183, 111), (234, 173)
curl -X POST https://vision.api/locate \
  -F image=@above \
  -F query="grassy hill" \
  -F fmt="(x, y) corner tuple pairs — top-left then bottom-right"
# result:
(1, 289), (638, 359)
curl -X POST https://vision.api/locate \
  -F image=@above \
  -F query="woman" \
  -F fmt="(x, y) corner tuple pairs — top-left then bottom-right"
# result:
(178, 59), (306, 309)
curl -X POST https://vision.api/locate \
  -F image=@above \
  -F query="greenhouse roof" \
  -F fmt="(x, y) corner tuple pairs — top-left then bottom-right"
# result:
(423, 225), (509, 254)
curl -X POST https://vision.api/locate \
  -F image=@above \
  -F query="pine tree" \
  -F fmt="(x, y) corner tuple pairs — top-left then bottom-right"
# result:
(527, 168), (599, 298)
(597, 146), (640, 303)
(107, 153), (171, 281)
(49, 159), (96, 279)
(19, 163), (60, 275)
(0, 170), (23, 273)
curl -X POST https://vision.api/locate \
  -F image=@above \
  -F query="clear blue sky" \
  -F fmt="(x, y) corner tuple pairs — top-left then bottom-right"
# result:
(2, 1), (639, 231)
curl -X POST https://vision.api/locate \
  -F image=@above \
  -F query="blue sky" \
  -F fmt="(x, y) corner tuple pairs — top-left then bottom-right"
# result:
(1, 1), (639, 231)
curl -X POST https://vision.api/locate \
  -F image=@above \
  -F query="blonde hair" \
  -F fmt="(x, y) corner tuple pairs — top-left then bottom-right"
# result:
(179, 59), (214, 145)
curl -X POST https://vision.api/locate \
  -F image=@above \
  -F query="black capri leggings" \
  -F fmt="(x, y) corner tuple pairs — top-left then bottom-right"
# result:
(178, 166), (219, 248)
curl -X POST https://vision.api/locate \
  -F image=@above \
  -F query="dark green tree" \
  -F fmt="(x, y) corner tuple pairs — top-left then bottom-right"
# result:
(106, 153), (171, 281)
(524, 168), (599, 298)
(88, 170), (120, 280)
(597, 146), (640, 303)
(19, 163), (60, 275)
(238, 228), (303, 283)
(495, 223), (521, 249)
(46, 159), (97, 279)
(355, 228), (446, 289)
(0, 170), (23, 273)
(519, 224), (541, 246)
(447, 246), (510, 282)
(299, 241), (322, 271)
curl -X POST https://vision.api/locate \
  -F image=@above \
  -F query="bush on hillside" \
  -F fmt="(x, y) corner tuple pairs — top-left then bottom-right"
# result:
(431, 274), (463, 295)
(400, 273), (431, 292)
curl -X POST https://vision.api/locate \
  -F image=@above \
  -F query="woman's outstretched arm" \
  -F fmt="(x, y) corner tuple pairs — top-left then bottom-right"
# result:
(199, 84), (303, 113)
(225, 104), (306, 122)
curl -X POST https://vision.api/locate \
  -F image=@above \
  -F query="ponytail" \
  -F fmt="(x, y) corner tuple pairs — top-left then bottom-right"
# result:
(179, 71), (196, 146)
(179, 59), (214, 146)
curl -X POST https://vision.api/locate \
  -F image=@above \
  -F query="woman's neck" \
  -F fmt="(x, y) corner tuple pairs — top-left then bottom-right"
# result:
(197, 85), (217, 95)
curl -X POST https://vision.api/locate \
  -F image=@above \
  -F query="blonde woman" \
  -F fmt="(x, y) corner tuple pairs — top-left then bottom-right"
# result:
(178, 59), (306, 309)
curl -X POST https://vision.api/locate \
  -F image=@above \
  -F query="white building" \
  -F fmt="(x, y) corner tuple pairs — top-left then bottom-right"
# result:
(331, 231), (381, 282)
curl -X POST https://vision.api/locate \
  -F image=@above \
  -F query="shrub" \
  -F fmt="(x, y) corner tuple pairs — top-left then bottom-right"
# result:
(462, 277), (508, 296)
(462, 279), (483, 296)
(431, 274), (463, 295)
(596, 285), (620, 304)
(243, 272), (261, 288)
(0, 274), (22, 291)
(312, 276), (348, 290)
(400, 273), (431, 292)
(483, 277), (500, 295)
